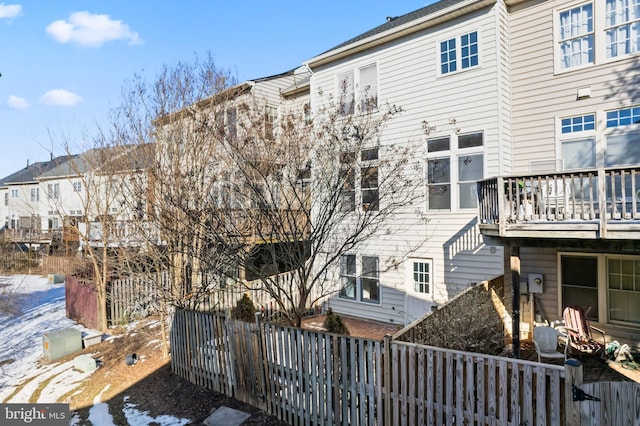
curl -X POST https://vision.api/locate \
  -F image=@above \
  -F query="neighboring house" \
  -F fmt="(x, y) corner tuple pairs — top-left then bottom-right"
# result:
(0, 146), (154, 254)
(304, 0), (510, 325)
(0, 156), (76, 250)
(153, 67), (311, 298)
(477, 0), (640, 349)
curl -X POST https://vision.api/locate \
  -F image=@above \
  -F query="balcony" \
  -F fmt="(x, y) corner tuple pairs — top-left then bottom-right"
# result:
(214, 208), (310, 245)
(477, 166), (640, 241)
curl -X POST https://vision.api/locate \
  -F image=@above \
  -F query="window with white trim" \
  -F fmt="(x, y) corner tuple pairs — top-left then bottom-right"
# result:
(426, 132), (484, 210)
(339, 254), (381, 304)
(73, 181), (82, 192)
(558, 113), (596, 170)
(4, 193), (7, 206)
(339, 254), (356, 299)
(47, 183), (60, 199)
(337, 63), (378, 115)
(361, 256), (380, 303)
(606, 0), (640, 58)
(605, 106), (640, 166)
(412, 260), (433, 294)
(30, 188), (39, 203)
(556, 0), (640, 71)
(560, 252), (640, 326)
(339, 148), (379, 211)
(439, 31), (479, 75)
(11, 189), (18, 198)
(264, 104), (278, 140)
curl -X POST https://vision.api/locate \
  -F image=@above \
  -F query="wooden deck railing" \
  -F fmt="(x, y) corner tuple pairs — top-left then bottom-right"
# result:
(477, 166), (640, 238)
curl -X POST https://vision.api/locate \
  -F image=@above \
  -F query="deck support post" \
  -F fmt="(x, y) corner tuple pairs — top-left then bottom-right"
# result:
(510, 244), (521, 358)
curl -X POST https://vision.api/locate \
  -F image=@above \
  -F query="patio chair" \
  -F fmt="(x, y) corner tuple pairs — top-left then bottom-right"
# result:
(562, 305), (607, 358)
(533, 326), (568, 363)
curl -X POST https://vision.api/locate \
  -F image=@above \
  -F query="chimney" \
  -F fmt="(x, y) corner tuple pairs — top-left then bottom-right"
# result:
(26, 159), (29, 168)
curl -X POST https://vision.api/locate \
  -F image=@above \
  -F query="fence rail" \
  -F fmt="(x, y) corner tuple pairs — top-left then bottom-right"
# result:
(171, 309), (566, 425)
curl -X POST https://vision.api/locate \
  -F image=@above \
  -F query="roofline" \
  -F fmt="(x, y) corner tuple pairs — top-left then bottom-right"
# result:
(153, 82), (254, 126)
(304, 0), (496, 69)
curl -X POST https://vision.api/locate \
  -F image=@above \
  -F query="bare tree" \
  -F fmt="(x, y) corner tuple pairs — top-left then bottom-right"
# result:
(213, 92), (423, 326)
(101, 53), (423, 337)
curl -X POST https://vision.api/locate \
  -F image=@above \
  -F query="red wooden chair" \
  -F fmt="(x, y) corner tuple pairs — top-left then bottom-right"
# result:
(562, 305), (606, 358)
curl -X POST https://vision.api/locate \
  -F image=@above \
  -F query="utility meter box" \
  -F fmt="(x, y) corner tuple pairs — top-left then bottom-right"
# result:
(43, 328), (82, 361)
(528, 273), (544, 293)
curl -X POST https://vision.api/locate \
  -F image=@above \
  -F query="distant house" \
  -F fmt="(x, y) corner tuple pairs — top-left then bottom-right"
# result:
(0, 155), (77, 251)
(304, 0), (509, 325)
(153, 67), (311, 302)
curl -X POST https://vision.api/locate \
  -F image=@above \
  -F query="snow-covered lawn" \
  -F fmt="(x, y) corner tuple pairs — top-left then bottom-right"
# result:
(0, 275), (190, 425)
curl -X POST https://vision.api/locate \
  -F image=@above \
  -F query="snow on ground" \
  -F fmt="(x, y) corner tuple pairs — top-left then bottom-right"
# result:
(0, 275), (191, 425)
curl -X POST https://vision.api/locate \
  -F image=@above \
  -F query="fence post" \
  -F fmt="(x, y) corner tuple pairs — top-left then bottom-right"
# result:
(564, 358), (583, 425)
(383, 334), (391, 426)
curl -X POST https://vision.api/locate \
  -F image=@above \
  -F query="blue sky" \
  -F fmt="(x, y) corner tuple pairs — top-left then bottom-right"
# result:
(0, 1), (431, 179)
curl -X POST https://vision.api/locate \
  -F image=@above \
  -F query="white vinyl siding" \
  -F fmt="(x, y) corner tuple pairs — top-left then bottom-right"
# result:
(311, 4), (508, 324)
(511, 0), (640, 173)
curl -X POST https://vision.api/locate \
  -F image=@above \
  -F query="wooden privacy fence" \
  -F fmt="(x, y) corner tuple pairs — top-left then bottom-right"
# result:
(171, 309), (566, 425)
(193, 275), (322, 319)
(107, 271), (169, 326)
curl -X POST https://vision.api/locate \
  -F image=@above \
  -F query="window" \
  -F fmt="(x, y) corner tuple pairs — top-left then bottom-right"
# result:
(4, 193), (7, 206)
(339, 254), (380, 304)
(73, 181), (82, 192)
(359, 64), (378, 112)
(461, 32), (479, 69)
(361, 148), (379, 211)
(561, 255), (599, 320)
(413, 260), (432, 294)
(11, 189), (18, 198)
(339, 152), (356, 211)
(427, 157), (451, 209)
(339, 255), (356, 299)
(440, 31), (479, 75)
(338, 71), (354, 115)
(558, 113), (597, 170)
(426, 132), (483, 210)
(605, 107), (640, 166)
(561, 114), (596, 133)
(560, 253), (640, 326)
(557, 1), (640, 71)
(226, 108), (237, 141)
(608, 258), (640, 324)
(30, 188), (39, 203)
(47, 183), (60, 199)
(339, 148), (379, 211)
(361, 256), (380, 303)
(337, 64), (378, 114)
(606, 0), (640, 58)
(558, 3), (594, 69)
(264, 105), (278, 139)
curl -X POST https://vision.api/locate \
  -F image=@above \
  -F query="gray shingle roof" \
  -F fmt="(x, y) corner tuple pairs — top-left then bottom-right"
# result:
(0, 155), (77, 186)
(316, 0), (468, 56)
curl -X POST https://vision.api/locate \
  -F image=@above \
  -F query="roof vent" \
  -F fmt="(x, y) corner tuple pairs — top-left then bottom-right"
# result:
(386, 16), (398, 22)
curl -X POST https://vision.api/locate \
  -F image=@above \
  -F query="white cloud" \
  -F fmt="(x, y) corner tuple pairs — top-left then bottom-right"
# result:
(40, 89), (83, 107)
(0, 4), (21, 19)
(7, 95), (29, 109)
(46, 11), (143, 47)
